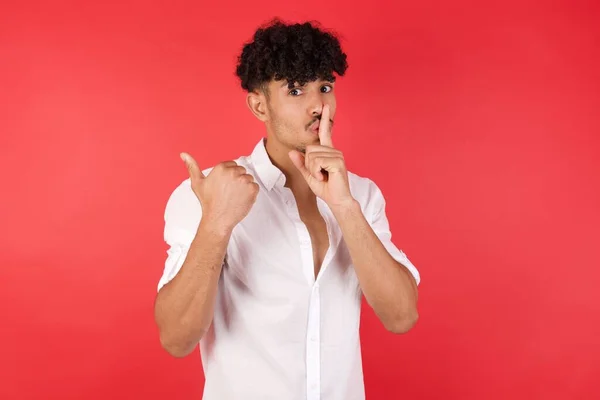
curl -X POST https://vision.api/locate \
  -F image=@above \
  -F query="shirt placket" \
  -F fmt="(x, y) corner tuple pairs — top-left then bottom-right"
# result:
(280, 188), (321, 400)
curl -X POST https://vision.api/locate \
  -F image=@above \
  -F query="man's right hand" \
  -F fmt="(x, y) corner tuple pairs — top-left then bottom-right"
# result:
(180, 152), (259, 232)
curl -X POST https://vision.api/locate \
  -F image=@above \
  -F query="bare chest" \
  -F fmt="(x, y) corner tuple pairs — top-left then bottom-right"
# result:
(294, 198), (330, 278)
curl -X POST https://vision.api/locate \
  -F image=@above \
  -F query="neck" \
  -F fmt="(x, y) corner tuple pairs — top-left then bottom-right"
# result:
(264, 135), (312, 196)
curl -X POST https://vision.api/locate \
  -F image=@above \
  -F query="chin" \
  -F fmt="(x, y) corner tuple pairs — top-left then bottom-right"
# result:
(291, 134), (317, 154)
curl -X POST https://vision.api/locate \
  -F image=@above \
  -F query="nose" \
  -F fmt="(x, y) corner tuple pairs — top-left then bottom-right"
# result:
(310, 99), (324, 118)
(309, 98), (324, 119)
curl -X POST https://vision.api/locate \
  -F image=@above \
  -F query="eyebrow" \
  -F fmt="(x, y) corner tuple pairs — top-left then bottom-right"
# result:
(280, 80), (335, 89)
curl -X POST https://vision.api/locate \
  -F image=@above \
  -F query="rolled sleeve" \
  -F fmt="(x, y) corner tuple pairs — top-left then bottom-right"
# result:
(367, 180), (421, 286)
(157, 178), (202, 292)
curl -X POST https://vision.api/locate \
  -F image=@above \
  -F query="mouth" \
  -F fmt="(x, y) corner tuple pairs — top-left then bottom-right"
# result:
(309, 119), (320, 133)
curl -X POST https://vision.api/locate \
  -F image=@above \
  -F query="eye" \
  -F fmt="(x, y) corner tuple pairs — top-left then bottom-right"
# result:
(289, 88), (303, 96)
(321, 85), (333, 93)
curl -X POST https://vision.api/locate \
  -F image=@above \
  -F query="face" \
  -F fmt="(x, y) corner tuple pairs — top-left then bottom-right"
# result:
(249, 78), (337, 153)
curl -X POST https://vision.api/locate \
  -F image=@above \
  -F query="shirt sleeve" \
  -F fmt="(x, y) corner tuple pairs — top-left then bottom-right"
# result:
(157, 178), (203, 292)
(366, 179), (421, 286)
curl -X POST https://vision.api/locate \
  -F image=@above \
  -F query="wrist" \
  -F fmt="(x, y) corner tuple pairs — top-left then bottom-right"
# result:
(198, 216), (235, 238)
(329, 197), (361, 219)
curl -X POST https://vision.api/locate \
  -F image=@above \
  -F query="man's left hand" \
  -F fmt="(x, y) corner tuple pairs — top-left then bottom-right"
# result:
(289, 104), (355, 209)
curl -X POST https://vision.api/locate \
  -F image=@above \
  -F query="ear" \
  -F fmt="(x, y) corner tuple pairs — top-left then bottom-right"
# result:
(246, 91), (268, 122)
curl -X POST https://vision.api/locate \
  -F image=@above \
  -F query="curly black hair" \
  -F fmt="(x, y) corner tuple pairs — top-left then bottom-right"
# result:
(235, 18), (349, 94)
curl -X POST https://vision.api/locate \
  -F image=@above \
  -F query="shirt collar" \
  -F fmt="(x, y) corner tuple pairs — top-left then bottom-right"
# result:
(250, 137), (286, 191)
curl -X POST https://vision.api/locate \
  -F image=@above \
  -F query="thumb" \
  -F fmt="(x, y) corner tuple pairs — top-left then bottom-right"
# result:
(288, 150), (311, 182)
(180, 152), (205, 180)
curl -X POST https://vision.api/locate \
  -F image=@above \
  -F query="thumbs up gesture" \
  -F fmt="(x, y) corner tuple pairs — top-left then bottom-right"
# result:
(180, 153), (259, 232)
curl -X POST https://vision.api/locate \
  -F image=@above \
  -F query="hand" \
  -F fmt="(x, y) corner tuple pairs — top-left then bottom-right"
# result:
(288, 104), (355, 208)
(180, 153), (259, 231)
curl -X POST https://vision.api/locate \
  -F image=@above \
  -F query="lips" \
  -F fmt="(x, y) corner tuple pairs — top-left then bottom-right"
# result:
(310, 120), (320, 132)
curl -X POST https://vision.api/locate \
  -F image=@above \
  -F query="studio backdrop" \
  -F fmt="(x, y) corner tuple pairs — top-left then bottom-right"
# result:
(1, 1), (599, 399)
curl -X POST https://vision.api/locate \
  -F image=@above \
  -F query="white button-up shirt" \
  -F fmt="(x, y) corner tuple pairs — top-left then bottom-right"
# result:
(157, 138), (420, 400)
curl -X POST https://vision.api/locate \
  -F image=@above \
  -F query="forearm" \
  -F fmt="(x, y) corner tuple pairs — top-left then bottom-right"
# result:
(154, 219), (232, 356)
(331, 200), (419, 333)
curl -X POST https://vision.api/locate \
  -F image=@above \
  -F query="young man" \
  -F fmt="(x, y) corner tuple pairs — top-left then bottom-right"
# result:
(154, 19), (420, 400)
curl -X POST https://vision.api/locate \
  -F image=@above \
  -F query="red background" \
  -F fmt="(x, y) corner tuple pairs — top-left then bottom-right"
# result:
(1, 1), (599, 399)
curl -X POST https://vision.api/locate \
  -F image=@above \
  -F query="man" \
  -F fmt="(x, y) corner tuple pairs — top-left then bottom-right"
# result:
(154, 19), (420, 400)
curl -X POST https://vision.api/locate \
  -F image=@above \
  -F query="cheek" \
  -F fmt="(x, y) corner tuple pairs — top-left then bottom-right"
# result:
(327, 100), (337, 116)
(272, 113), (296, 135)
(278, 108), (302, 128)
